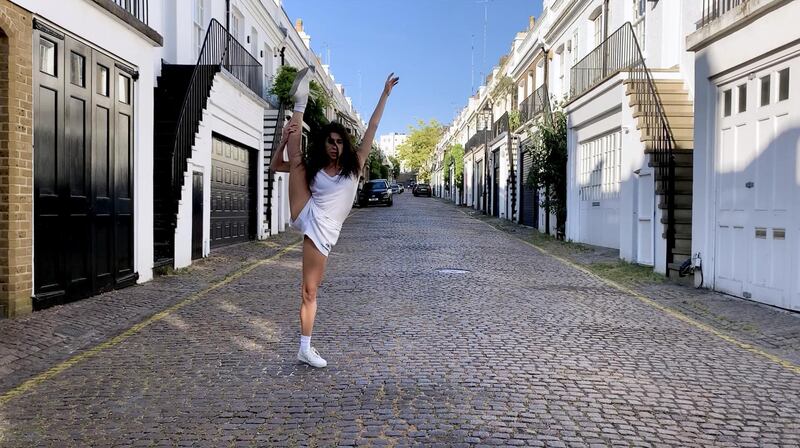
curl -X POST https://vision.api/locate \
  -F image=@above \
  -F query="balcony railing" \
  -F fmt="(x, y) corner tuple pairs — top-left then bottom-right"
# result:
(493, 112), (509, 139)
(699, 0), (744, 28)
(112, 0), (149, 25)
(519, 84), (550, 126)
(570, 23), (646, 99)
(465, 130), (491, 153)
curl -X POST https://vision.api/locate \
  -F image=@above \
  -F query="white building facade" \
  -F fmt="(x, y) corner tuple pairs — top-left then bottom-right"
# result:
(688, 0), (800, 311)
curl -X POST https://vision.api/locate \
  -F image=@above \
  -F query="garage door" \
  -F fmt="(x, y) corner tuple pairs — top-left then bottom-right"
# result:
(33, 25), (136, 309)
(715, 56), (799, 311)
(211, 136), (255, 248)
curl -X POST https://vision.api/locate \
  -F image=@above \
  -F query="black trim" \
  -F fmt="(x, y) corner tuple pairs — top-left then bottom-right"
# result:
(33, 19), (65, 40)
(115, 62), (139, 81)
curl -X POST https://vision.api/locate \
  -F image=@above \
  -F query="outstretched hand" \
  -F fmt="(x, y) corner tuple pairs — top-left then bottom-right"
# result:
(383, 73), (400, 97)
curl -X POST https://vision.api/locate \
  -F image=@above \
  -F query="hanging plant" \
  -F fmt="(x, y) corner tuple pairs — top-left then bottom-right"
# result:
(526, 105), (568, 238)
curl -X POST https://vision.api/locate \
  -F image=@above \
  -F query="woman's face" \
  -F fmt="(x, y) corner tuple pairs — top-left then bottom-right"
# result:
(326, 132), (344, 162)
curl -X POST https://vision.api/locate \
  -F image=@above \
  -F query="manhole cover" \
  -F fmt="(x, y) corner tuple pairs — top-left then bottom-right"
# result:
(436, 268), (470, 274)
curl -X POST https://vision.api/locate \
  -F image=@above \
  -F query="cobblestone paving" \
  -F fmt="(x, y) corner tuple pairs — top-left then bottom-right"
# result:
(459, 204), (800, 366)
(1, 194), (799, 447)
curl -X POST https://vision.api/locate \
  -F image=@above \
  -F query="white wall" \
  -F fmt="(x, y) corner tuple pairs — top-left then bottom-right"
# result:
(174, 72), (266, 268)
(19, 0), (162, 283)
(566, 74), (654, 259)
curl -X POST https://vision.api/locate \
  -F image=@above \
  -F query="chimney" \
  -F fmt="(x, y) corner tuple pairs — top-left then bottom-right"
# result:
(295, 18), (311, 49)
(529, 16), (535, 30)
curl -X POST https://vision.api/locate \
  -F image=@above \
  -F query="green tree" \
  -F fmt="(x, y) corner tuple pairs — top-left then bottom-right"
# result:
(526, 107), (568, 238)
(397, 120), (443, 180)
(387, 156), (401, 179)
(270, 65), (331, 136)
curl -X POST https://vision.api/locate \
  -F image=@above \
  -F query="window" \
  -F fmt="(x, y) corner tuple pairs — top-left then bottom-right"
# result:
(118, 74), (130, 104)
(97, 65), (109, 96)
(778, 68), (790, 101)
(231, 10), (243, 42)
(723, 89), (732, 117)
(573, 30), (580, 63)
(70, 52), (85, 87)
(579, 131), (622, 201)
(760, 75), (771, 106)
(194, 0), (205, 57)
(737, 84), (746, 113)
(250, 27), (258, 58)
(593, 14), (604, 47)
(39, 39), (56, 76)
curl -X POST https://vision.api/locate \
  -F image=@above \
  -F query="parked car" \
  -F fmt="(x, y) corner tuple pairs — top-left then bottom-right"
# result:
(413, 183), (432, 197)
(359, 179), (393, 207)
(390, 183), (402, 194)
(398, 185), (405, 193)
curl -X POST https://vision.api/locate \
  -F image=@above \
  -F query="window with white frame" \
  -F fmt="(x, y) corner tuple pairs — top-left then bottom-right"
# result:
(231, 9), (243, 43)
(579, 131), (622, 201)
(194, 0), (205, 57)
(590, 7), (604, 47)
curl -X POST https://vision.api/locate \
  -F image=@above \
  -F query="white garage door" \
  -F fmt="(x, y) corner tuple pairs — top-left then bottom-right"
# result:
(715, 56), (799, 311)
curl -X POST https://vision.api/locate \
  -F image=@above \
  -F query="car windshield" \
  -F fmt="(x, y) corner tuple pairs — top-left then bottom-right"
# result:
(364, 181), (387, 191)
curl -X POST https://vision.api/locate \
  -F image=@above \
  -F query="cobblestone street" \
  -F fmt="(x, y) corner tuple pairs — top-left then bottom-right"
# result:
(1, 194), (799, 447)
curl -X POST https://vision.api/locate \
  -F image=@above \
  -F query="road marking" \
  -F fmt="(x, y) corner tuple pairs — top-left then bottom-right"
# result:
(0, 240), (303, 406)
(459, 209), (800, 375)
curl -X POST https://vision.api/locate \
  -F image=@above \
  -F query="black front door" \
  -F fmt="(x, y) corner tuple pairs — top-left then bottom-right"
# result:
(192, 172), (204, 260)
(520, 149), (538, 227)
(33, 25), (135, 309)
(492, 150), (500, 217)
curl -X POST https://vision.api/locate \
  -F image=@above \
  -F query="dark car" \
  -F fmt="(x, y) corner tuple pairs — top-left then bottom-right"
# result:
(359, 179), (393, 207)
(413, 183), (432, 197)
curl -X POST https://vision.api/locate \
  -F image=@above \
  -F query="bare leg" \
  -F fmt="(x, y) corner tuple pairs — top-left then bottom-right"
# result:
(300, 237), (327, 337)
(287, 111), (312, 220)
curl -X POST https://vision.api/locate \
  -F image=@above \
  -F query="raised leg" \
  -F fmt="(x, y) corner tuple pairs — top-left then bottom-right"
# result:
(286, 111), (312, 221)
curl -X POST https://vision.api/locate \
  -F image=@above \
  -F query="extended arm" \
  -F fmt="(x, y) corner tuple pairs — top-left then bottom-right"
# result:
(357, 73), (400, 168)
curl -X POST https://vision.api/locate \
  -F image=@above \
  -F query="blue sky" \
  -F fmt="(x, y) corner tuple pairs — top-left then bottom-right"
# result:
(282, 0), (542, 134)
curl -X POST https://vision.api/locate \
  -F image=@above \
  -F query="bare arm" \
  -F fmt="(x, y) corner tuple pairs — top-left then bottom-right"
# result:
(270, 121), (299, 173)
(357, 73), (400, 168)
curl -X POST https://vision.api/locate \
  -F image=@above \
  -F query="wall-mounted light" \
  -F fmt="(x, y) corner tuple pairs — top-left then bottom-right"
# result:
(260, 50), (263, 58)
(247, 35), (250, 43)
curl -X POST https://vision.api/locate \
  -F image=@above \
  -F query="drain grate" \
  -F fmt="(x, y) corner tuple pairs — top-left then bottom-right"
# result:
(436, 268), (470, 274)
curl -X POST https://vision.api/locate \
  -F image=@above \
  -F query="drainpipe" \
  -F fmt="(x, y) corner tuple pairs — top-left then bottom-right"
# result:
(225, 0), (230, 31)
(602, 0), (610, 75)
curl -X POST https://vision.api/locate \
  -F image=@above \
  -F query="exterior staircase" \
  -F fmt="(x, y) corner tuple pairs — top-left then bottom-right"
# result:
(153, 64), (199, 268)
(263, 104), (287, 235)
(626, 78), (695, 278)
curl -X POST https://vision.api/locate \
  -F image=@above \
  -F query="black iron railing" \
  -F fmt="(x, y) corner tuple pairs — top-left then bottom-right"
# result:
(519, 84), (550, 126)
(571, 22), (678, 267)
(493, 112), (509, 139)
(112, 0), (149, 25)
(700, 0), (744, 28)
(169, 19), (262, 204)
(465, 130), (490, 153)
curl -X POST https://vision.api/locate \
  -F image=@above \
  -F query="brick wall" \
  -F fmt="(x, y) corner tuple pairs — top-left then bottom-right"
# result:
(0, 0), (33, 317)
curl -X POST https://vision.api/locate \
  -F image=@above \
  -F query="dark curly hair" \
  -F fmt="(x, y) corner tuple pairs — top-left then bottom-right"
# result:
(305, 122), (361, 187)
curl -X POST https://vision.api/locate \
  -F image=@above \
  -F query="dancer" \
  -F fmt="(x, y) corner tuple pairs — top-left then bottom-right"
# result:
(270, 68), (399, 367)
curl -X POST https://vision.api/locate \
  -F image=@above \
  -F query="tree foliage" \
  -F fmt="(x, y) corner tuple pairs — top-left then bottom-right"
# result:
(367, 147), (389, 180)
(387, 155), (401, 179)
(526, 107), (568, 237)
(443, 144), (465, 191)
(270, 65), (331, 135)
(397, 120), (443, 182)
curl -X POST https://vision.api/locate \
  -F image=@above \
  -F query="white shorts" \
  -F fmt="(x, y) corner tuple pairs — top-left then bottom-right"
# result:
(290, 199), (342, 257)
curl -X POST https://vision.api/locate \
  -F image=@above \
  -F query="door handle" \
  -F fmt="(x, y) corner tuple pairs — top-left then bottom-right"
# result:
(745, 181), (754, 189)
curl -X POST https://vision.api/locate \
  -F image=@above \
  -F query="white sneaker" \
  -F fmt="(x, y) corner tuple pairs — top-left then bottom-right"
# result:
(289, 67), (312, 106)
(297, 346), (327, 368)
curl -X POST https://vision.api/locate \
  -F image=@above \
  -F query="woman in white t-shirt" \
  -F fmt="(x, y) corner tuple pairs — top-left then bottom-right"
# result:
(270, 68), (399, 368)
